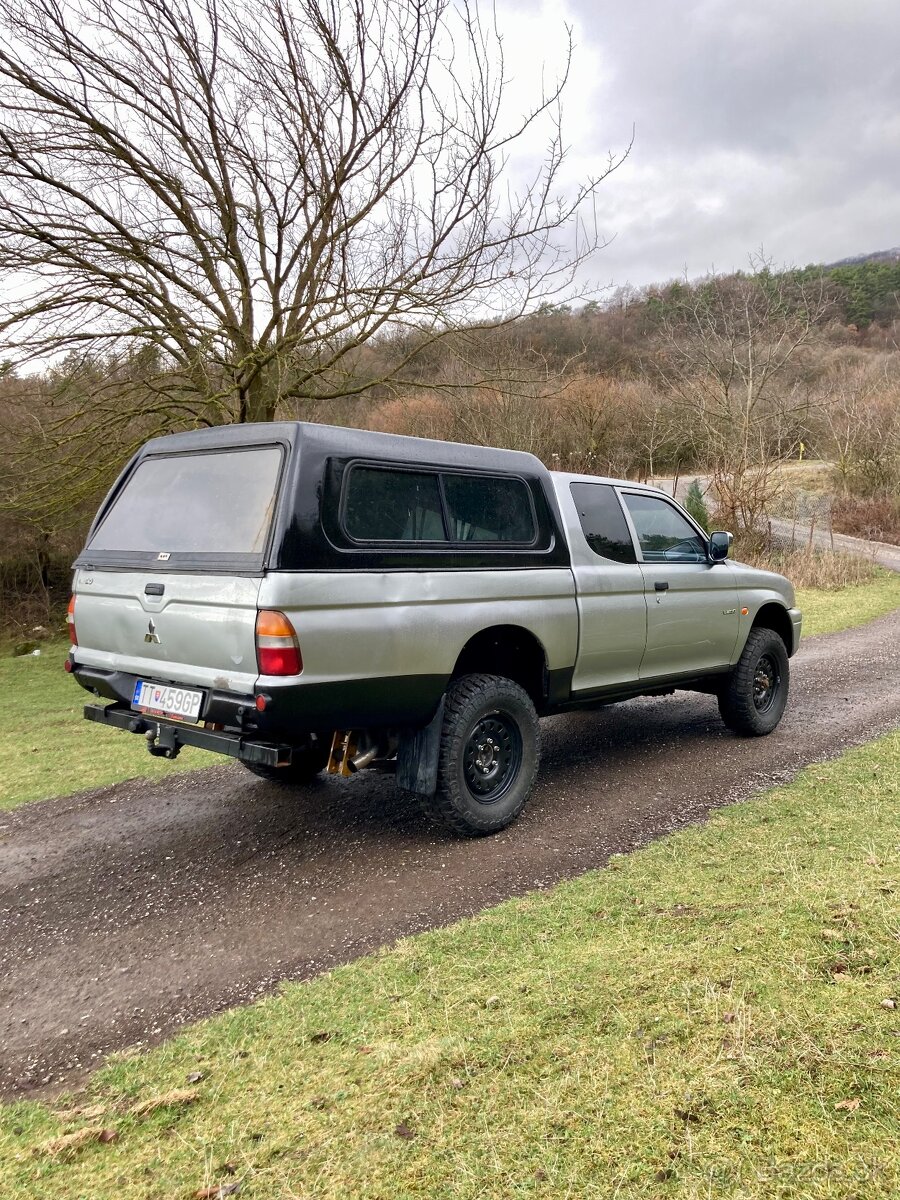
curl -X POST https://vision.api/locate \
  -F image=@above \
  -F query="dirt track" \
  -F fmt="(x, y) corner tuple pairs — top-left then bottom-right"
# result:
(2, 610), (899, 1100)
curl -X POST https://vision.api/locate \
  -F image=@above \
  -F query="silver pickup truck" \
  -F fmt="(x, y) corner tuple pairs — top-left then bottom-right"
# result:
(68, 422), (801, 835)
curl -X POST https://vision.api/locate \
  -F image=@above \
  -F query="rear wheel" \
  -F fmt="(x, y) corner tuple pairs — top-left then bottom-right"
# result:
(422, 673), (540, 836)
(241, 739), (329, 785)
(718, 627), (789, 736)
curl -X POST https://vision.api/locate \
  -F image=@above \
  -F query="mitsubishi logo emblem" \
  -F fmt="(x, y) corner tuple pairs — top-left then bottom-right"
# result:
(144, 618), (161, 644)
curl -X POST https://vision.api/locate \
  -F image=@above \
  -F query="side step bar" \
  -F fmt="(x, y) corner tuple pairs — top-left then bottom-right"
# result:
(84, 703), (296, 767)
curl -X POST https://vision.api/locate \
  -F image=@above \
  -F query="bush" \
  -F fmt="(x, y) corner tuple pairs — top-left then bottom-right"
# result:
(731, 534), (879, 590)
(831, 492), (900, 546)
(684, 478), (710, 531)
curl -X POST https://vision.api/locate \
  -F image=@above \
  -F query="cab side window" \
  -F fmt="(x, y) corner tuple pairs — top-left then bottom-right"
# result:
(622, 493), (707, 562)
(570, 482), (637, 564)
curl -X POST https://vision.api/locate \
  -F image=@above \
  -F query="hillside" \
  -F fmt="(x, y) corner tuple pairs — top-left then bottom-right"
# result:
(826, 246), (900, 269)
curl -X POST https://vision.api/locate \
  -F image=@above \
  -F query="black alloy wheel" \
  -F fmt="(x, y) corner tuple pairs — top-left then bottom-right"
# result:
(752, 653), (781, 714)
(462, 713), (523, 803)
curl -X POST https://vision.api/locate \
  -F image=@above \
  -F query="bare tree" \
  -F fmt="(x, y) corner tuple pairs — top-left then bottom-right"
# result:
(653, 263), (833, 531)
(820, 354), (900, 494)
(0, 0), (622, 451)
(555, 373), (666, 478)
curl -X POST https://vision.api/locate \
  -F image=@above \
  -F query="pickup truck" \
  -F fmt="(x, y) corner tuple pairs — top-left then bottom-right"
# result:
(68, 422), (802, 835)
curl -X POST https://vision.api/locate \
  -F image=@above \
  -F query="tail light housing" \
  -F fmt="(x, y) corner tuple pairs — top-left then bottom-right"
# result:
(66, 594), (78, 646)
(255, 610), (302, 676)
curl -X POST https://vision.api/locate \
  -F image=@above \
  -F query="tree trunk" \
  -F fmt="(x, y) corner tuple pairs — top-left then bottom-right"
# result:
(239, 372), (277, 423)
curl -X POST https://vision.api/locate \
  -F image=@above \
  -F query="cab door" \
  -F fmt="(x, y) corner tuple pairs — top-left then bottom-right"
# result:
(619, 490), (740, 680)
(560, 481), (648, 693)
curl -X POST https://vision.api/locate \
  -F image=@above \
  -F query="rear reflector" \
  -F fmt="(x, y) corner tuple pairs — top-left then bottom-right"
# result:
(66, 594), (78, 646)
(256, 610), (302, 676)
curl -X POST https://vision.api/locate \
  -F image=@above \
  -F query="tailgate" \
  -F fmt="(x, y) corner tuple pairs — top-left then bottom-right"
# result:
(72, 569), (261, 695)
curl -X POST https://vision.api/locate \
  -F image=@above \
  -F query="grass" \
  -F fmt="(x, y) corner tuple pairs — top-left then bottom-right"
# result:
(2, 731), (899, 1199)
(0, 646), (197, 812)
(776, 459), (835, 492)
(2, 563), (899, 813)
(796, 569), (900, 637)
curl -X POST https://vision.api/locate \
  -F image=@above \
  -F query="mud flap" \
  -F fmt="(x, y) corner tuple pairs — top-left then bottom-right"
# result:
(395, 697), (446, 796)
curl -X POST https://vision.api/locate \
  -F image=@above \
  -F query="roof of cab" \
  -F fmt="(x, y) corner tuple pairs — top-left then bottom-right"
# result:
(549, 469), (675, 499)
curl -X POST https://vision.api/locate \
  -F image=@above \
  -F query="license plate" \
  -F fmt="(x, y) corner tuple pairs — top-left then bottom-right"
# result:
(132, 680), (203, 722)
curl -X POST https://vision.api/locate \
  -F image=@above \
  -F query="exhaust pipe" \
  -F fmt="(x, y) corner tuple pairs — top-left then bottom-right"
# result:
(348, 744), (380, 772)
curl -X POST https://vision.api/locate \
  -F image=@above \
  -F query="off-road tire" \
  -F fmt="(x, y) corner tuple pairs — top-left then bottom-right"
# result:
(718, 627), (790, 737)
(241, 740), (329, 785)
(423, 673), (540, 837)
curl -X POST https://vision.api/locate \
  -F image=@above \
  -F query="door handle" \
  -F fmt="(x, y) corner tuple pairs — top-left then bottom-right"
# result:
(654, 581), (669, 592)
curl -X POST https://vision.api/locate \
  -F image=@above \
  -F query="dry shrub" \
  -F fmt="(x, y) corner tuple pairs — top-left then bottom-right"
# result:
(0, 513), (82, 637)
(368, 388), (557, 455)
(733, 535), (879, 590)
(550, 375), (678, 478)
(831, 493), (900, 546)
(366, 376), (681, 480)
(366, 394), (455, 441)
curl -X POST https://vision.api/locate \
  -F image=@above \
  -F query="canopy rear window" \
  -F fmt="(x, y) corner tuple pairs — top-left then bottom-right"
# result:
(86, 446), (283, 567)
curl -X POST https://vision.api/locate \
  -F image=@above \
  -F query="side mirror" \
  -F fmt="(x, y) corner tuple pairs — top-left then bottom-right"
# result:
(708, 531), (732, 562)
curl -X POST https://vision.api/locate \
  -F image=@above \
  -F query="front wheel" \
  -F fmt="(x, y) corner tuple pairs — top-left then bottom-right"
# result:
(422, 673), (540, 837)
(718, 627), (790, 736)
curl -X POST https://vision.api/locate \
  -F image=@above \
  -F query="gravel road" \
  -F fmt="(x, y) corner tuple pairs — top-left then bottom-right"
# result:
(2, 611), (899, 1100)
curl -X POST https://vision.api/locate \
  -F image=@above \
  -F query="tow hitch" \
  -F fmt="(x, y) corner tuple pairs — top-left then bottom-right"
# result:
(84, 702), (296, 768)
(145, 724), (181, 759)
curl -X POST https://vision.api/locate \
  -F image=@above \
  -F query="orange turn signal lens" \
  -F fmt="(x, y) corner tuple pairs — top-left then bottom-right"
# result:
(66, 594), (78, 645)
(255, 610), (302, 676)
(256, 609), (296, 639)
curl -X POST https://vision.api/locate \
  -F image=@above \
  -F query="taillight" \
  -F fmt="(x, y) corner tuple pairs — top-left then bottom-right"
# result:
(67, 594), (78, 646)
(255, 610), (302, 676)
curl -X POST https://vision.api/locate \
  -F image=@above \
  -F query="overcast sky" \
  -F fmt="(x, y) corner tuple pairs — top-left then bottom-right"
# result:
(495, 0), (900, 291)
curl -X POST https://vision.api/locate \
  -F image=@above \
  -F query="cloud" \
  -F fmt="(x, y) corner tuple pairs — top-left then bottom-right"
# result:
(496, 0), (900, 287)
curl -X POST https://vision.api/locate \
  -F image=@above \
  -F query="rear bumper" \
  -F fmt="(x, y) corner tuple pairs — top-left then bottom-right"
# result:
(73, 662), (254, 728)
(84, 702), (297, 767)
(72, 659), (447, 734)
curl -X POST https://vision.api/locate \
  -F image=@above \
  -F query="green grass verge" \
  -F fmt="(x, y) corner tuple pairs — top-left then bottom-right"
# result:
(796, 568), (900, 638)
(2, 567), (899, 813)
(2, 732), (898, 1198)
(0, 647), (197, 811)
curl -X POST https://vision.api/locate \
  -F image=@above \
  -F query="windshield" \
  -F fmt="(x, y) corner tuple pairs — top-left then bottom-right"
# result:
(89, 446), (283, 556)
